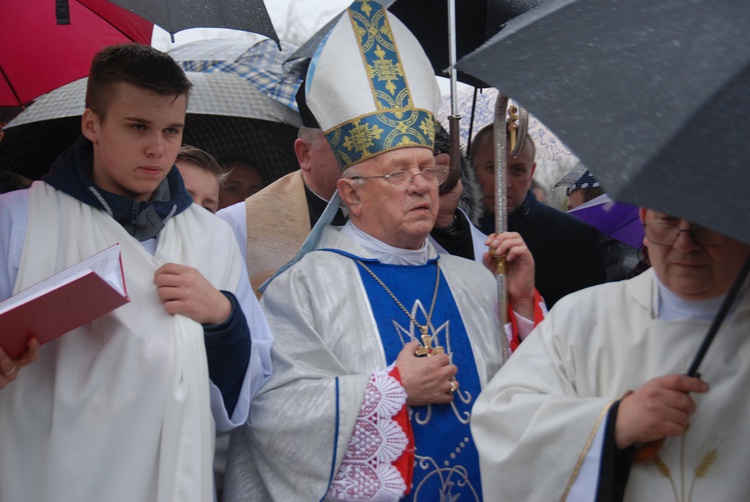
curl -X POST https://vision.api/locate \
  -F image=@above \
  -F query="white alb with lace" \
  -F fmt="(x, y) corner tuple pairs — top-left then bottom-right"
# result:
(327, 368), (409, 501)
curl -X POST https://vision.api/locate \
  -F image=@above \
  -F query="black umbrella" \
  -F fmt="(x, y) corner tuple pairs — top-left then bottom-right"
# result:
(457, 0), (750, 460)
(0, 72), (301, 183)
(289, 0), (545, 87)
(457, 0), (750, 245)
(84, 0), (280, 44)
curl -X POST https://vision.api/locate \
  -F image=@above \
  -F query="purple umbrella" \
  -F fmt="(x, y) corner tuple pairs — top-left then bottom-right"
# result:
(569, 194), (644, 249)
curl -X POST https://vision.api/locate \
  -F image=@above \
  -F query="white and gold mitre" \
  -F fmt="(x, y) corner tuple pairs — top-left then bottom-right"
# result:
(304, 0), (440, 171)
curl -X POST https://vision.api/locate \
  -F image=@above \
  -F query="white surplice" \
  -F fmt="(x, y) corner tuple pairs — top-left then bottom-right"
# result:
(0, 182), (273, 502)
(472, 268), (750, 501)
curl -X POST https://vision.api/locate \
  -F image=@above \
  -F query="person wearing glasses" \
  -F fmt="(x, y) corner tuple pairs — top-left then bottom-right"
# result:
(471, 207), (750, 501)
(217, 123), (487, 298)
(223, 3), (543, 501)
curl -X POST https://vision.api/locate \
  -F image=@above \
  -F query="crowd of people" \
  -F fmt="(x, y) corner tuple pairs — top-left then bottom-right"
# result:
(1, 1), (749, 501)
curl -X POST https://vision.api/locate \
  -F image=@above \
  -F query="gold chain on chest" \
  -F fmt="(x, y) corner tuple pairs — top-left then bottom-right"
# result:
(353, 259), (444, 356)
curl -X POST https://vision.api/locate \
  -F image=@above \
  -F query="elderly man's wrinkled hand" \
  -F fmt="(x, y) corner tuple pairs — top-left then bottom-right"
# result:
(0, 338), (40, 389)
(615, 374), (708, 449)
(396, 341), (458, 406)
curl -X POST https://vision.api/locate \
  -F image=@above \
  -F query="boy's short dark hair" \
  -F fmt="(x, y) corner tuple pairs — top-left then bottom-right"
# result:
(85, 44), (193, 120)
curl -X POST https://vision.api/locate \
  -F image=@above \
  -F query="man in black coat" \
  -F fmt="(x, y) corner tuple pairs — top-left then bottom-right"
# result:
(471, 124), (605, 307)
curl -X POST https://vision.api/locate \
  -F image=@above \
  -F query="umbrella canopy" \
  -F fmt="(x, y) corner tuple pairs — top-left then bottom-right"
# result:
(0, 72), (301, 182)
(289, 0), (546, 87)
(100, 0), (279, 44)
(569, 194), (644, 249)
(167, 38), (303, 111)
(1, 0), (152, 107)
(457, 0), (750, 245)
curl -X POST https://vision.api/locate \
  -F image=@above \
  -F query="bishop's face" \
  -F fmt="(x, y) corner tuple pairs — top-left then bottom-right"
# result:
(340, 147), (439, 250)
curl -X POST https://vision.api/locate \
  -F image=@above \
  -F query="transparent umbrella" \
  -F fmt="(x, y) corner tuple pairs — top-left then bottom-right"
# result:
(0, 72), (301, 183)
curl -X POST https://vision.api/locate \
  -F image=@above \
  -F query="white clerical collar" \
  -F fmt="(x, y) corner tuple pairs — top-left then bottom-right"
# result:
(341, 220), (429, 265)
(655, 277), (728, 321)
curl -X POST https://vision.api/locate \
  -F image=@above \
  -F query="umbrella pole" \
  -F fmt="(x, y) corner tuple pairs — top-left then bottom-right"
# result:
(466, 86), (479, 157)
(445, 0), (462, 192)
(494, 93), (509, 360)
(687, 253), (750, 377)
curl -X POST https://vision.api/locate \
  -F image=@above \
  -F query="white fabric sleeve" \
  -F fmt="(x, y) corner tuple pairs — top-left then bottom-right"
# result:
(326, 367), (409, 502)
(210, 253), (273, 432)
(514, 312), (535, 341)
(465, 210), (489, 262)
(216, 201), (248, 260)
(566, 419), (605, 501)
(0, 189), (29, 302)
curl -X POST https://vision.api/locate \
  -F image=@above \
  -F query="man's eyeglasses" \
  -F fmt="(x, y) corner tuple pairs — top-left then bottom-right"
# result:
(643, 221), (727, 247)
(349, 168), (448, 188)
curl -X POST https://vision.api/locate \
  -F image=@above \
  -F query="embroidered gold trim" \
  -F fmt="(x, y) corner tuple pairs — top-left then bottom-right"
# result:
(560, 400), (615, 501)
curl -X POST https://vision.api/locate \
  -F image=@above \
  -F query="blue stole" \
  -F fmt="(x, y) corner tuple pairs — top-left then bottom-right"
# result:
(330, 250), (483, 501)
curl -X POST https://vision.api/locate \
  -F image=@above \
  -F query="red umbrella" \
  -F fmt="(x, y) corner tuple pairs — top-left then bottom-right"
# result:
(1, 0), (153, 107)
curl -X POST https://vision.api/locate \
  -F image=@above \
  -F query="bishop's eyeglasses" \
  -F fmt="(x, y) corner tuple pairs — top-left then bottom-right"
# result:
(643, 220), (727, 247)
(349, 167), (448, 188)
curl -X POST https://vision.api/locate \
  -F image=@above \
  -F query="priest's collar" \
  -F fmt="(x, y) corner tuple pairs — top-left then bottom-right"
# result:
(655, 277), (731, 321)
(304, 182), (348, 227)
(340, 221), (430, 265)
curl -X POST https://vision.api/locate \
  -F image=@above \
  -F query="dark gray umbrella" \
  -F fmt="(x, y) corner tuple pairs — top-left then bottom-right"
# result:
(458, 0), (750, 245)
(88, 0), (280, 44)
(288, 0), (545, 87)
(457, 0), (750, 461)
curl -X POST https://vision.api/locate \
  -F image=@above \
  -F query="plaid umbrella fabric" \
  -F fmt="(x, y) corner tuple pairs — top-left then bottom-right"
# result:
(168, 38), (303, 111)
(0, 72), (301, 182)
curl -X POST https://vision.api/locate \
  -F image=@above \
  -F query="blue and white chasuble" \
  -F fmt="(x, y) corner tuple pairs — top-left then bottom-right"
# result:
(332, 250), (483, 501)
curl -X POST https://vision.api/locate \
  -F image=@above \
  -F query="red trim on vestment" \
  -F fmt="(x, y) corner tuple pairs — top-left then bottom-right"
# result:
(388, 366), (414, 495)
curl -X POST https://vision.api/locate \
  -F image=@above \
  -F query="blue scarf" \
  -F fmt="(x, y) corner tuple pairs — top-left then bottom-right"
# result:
(42, 136), (193, 241)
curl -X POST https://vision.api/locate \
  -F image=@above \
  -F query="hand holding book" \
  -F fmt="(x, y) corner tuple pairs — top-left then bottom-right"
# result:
(0, 338), (38, 389)
(0, 243), (130, 360)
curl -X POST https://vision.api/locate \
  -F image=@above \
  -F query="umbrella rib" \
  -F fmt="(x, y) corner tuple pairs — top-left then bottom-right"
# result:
(0, 66), (23, 107)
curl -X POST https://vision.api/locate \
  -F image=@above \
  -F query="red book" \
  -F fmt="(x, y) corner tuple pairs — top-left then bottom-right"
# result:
(0, 243), (130, 358)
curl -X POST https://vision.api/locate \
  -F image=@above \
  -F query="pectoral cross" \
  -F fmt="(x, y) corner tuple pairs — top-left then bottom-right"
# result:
(414, 325), (444, 357)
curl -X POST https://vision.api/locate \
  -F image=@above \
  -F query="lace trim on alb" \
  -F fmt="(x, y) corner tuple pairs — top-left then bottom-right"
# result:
(326, 367), (408, 501)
